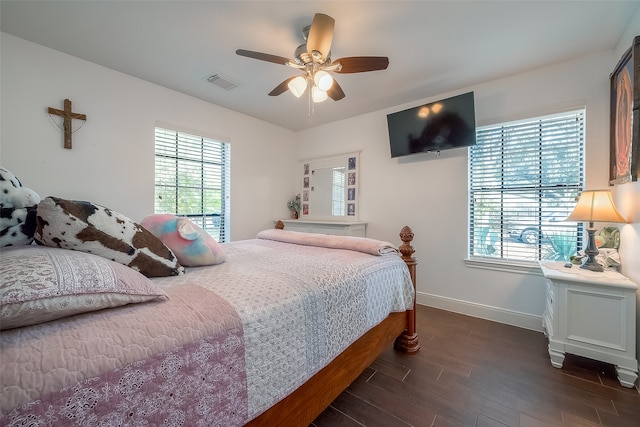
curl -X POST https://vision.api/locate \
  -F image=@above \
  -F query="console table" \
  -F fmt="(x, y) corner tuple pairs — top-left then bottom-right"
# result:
(278, 220), (367, 237)
(540, 262), (638, 387)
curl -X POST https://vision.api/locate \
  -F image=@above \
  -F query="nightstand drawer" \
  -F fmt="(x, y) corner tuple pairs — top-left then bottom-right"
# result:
(564, 284), (628, 351)
(539, 262), (638, 388)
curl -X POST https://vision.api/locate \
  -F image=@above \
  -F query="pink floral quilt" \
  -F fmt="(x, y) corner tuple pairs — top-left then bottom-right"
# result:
(1, 238), (414, 426)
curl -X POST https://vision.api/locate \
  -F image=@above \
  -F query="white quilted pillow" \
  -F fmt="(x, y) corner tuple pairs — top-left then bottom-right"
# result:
(0, 246), (168, 330)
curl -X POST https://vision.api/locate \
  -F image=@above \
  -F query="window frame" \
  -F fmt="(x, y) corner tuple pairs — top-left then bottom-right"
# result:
(154, 126), (231, 243)
(467, 109), (586, 271)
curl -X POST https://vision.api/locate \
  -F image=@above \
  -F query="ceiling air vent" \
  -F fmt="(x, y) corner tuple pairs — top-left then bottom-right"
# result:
(207, 73), (239, 91)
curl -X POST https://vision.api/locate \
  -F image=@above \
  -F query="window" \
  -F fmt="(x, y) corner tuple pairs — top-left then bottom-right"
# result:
(469, 110), (585, 263)
(154, 127), (230, 242)
(332, 167), (345, 216)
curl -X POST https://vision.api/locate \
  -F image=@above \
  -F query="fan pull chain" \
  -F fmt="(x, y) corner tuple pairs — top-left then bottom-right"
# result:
(308, 79), (314, 116)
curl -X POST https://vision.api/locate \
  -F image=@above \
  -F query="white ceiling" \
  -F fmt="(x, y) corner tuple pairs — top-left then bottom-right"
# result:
(1, 1), (638, 132)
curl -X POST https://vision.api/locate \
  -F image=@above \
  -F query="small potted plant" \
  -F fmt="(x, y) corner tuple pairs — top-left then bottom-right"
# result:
(287, 194), (301, 219)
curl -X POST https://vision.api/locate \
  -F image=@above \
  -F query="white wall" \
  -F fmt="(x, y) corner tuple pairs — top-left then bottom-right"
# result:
(612, 0), (640, 284)
(297, 46), (638, 331)
(1, 33), (298, 240)
(3, 18), (639, 383)
(612, 13), (640, 390)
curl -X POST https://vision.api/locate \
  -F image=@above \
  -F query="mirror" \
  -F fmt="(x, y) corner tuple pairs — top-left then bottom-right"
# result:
(310, 166), (346, 217)
(300, 152), (359, 220)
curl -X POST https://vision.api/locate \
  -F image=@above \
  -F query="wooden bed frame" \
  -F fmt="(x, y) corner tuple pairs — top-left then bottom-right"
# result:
(247, 224), (420, 426)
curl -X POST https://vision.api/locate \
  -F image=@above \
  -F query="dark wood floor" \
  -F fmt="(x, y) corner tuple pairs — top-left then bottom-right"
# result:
(311, 305), (640, 427)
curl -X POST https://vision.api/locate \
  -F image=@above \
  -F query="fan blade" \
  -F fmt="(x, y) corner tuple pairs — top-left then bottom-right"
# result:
(268, 76), (297, 96)
(306, 13), (335, 60)
(333, 56), (389, 73)
(327, 79), (345, 101)
(236, 49), (291, 65)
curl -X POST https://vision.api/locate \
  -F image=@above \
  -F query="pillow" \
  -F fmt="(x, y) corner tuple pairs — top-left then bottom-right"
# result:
(35, 197), (184, 277)
(0, 205), (38, 247)
(0, 246), (168, 330)
(0, 166), (40, 247)
(141, 214), (226, 266)
(595, 226), (620, 249)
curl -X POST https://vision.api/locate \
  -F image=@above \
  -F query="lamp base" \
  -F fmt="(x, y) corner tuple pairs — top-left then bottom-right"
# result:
(580, 257), (604, 272)
(580, 225), (603, 272)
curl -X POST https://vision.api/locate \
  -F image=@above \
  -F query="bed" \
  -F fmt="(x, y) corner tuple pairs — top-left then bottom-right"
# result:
(0, 223), (419, 427)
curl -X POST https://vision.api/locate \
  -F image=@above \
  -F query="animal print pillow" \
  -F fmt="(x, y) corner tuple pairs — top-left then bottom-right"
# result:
(0, 166), (40, 247)
(35, 197), (184, 277)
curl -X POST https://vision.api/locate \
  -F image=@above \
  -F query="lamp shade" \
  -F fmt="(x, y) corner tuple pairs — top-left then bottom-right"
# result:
(314, 70), (333, 91)
(288, 76), (307, 98)
(311, 86), (328, 103)
(566, 190), (626, 223)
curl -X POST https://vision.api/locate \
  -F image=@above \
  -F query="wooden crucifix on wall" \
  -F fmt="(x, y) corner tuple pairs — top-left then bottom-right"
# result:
(48, 99), (87, 149)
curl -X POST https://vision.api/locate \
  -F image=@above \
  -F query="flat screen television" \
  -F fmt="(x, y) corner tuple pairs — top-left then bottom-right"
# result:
(386, 91), (476, 158)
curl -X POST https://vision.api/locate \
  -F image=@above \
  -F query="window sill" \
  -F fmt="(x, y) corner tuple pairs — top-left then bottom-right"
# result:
(464, 257), (543, 276)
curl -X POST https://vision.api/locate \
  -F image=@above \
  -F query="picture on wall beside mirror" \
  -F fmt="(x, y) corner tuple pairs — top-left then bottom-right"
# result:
(300, 152), (360, 221)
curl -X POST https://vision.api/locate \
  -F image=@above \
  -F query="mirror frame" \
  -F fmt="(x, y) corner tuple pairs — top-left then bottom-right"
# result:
(299, 151), (360, 221)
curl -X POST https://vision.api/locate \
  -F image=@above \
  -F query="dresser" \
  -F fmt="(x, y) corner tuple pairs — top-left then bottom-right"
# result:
(539, 262), (638, 387)
(279, 219), (367, 237)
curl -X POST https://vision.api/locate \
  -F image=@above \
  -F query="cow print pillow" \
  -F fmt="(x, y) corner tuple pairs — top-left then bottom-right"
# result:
(35, 197), (184, 277)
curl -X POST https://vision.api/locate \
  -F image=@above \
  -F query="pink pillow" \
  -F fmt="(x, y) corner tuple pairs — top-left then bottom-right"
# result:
(0, 246), (168, 330)
(141, 214), (226, 267)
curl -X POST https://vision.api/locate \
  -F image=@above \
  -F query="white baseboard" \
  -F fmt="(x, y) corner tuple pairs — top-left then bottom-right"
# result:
(416, 292), (544, 332)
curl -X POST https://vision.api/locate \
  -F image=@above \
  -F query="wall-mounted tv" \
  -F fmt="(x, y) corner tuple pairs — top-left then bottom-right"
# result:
(386, 91), (476, 158)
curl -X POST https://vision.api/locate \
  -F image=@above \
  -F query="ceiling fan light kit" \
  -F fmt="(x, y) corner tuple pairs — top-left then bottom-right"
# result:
(286, 68), (333, 101)
(236, 12), (389, 113)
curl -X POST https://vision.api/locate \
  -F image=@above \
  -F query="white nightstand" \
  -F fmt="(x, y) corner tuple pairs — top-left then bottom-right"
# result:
(540, 262), (638, 387)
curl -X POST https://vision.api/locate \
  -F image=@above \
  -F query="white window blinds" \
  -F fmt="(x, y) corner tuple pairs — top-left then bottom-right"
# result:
(154, 127), (231, 242)
(469, 110), (585, 262)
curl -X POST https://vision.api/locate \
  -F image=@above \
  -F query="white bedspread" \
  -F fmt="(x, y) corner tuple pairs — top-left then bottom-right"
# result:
(153, 238), (414, 419)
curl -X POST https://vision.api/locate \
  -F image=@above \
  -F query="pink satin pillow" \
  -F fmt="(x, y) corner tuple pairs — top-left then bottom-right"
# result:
(141, 214), (226, 267)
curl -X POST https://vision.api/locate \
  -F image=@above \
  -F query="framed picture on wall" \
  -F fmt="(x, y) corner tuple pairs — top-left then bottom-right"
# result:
(609, 35), (640, 185)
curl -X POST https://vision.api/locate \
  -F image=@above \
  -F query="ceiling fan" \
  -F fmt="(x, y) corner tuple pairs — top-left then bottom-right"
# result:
(236, 13), (389, 106)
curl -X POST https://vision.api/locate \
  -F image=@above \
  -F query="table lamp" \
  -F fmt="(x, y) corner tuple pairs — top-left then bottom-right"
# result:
(566, 190), (626, 272)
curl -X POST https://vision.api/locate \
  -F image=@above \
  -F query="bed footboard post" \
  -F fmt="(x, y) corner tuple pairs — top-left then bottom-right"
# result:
(394, 226), (420, 354)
